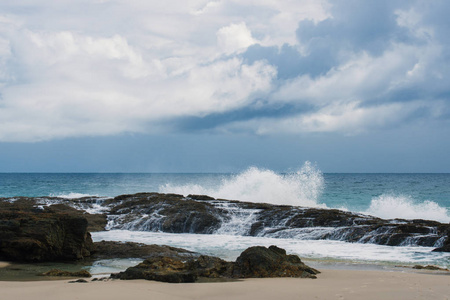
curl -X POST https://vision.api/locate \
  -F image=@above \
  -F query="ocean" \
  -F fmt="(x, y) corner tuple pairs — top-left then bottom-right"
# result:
(1, 162), (449, 274)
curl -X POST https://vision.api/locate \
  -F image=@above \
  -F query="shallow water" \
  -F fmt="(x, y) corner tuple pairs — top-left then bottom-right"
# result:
(92, 231), (450, 270)
(0, 261), (92, 281)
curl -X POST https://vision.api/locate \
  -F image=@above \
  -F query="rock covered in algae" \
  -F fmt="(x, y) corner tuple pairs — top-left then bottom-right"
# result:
(232, 245), (319, 279)
(0, 200), (94, 262)
(41, 269), (91, 277)
(111, 245), (319, 283)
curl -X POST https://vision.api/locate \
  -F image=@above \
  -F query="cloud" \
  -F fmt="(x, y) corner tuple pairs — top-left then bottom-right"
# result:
(217, 22), (256, 54)
(0, 0), (449, 142)
(237, 0), (450, 135)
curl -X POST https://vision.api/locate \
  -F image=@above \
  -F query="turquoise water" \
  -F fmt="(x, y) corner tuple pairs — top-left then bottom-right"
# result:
(1, 169), (449, 222)
(1, 167), (450, 271)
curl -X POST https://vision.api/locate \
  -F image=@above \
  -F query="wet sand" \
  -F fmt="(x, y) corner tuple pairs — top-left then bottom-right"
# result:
(1, 269), (449, 300)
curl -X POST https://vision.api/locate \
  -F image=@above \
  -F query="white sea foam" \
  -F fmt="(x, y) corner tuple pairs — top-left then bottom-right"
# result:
(160, 161), (326, 207)
(49, 192), (97, 199)
(92, 230), (450, 267)
(364, 194), (450, 223)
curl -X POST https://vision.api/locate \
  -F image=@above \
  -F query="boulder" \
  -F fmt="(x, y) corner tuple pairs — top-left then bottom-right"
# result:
(111, 257), (197, 283)
(0, 200), (94, 262)
(232, 245), (319, 279)
(187, 255), (233, 278)
(111, 246), (318, 283)
(69, 279), (89, 283)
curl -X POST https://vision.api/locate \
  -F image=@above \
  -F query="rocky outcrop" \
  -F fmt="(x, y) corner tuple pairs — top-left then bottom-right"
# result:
(39, 203), (108, 232)
(111, 246), (318, 283)
(0, 200), (94, 262)
(111, 256), (198, 283)
(108, 193), (223, 233)
(233, 246), (319, 279)
(92, 241), (198, 260)
(2, 193), (448, 251)
(103, 193), (448, 249)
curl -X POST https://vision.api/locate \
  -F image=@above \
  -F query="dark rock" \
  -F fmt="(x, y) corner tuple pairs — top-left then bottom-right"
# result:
(0, 201), (94, 262)
(108, 193), (223, 233)
(432, 244), (450, 252)
(432, 225), (450, 252)
(91, 277), (109, 281)
(432, 238), (450, 252)
(40, 269), (91, 277)
(413, 265), (444, 271)
(187, 255), (233, 278)
(233, 245), (319, 279)
(3, 193), (449, 250)
(92, 241), (198, 260)
(187, 195), (215, 201)
(43, 203), (107, 232)
(69, 279), (89, 283)
(111, 257), (197, 283)
(112, 246), (318, 283)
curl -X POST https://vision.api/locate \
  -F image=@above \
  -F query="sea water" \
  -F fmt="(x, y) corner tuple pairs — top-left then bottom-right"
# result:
(1, 163), (449, 273)
(1, 163), (449, 222)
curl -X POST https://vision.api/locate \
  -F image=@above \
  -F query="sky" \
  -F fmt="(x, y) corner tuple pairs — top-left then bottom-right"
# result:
(0, 0), (449, 173)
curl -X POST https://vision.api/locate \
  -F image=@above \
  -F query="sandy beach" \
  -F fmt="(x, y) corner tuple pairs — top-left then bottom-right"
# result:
(1, 269), (449, 300)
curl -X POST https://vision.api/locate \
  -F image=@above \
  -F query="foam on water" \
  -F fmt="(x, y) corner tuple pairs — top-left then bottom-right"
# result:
(92, 230), (450, 268)
(364, 194), (450, 223)
(160, 161), (325, 207)
(49, 192), (97, 199)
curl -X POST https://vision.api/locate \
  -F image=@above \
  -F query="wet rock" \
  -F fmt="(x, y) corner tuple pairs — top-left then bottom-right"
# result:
(91, 277), (109, 281)
(112, 246), (318, 283)
(432, 225), (450, 252)
(40, 269), (92, 277)
(111, 257), (197, 283)
(187, 195), (215, 201)
(69, 279), (89, 283)
(0, 200), (94, 262)
(3, 193), (449, 250)
(187, 255), (233, 278)
(412, 265), (449, 271)
(233, 245), (319, 279)
(92, 241), (198, 260)
(104, 194), (450, 248)
(432, 243), (450, 252)
(108, 193), (223, 233)
(43, 203), (107, 232)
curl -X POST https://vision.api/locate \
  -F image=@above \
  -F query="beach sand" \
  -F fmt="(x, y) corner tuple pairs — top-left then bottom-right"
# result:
(1, 269), (449, 300)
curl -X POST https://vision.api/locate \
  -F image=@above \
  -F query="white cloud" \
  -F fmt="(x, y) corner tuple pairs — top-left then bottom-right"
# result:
(222, 100), (434, 135)
(273, 43), (428, 106)
(0, 1), (448, 142)
(0, 25), (276, 141)
(217, 22), (256, 54)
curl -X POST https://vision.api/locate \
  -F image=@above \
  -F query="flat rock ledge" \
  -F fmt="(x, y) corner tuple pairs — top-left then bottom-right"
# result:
(111, 245), (319, 283)
(91, 241), (198, 260)
(40, 269), (92, 277)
